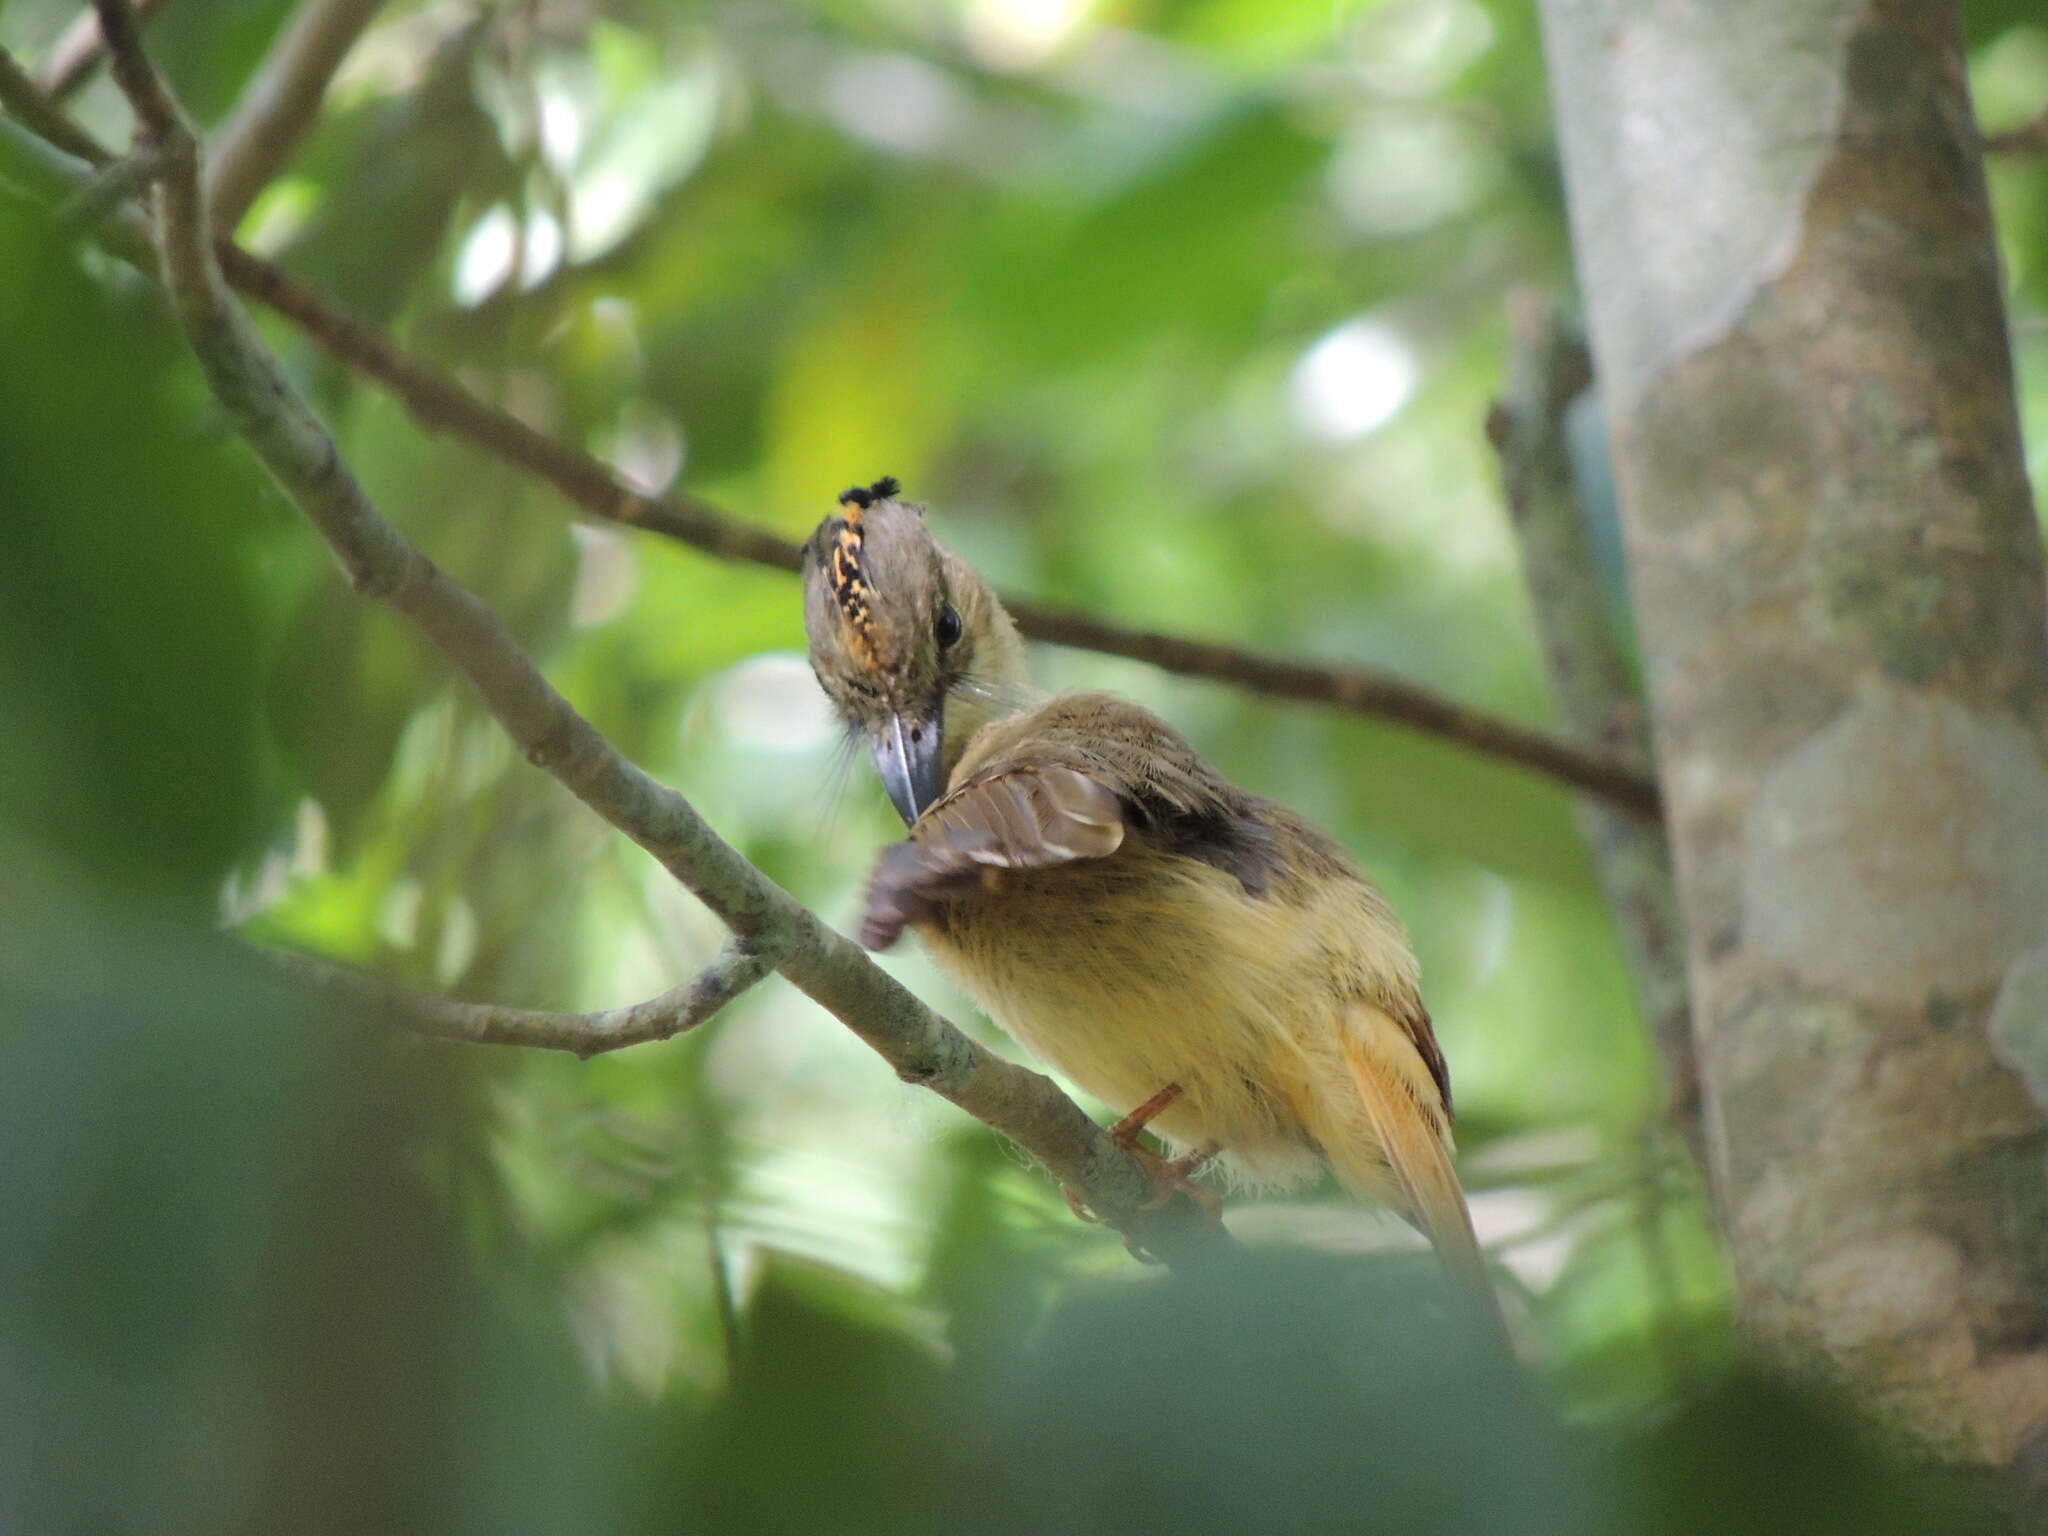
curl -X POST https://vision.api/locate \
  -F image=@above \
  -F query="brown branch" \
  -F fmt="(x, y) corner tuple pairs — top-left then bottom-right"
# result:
(87, 0), (1224, 1270)
(1003, 600), (1662, 814)
(1986, 106), (2048, 158)
(204, 0), (388, 233)
(214, 248), (806, 569)
(39, 0), (171, 102)
(271, 939), (778, 1055)
(0, 43), (1661, 819)
(220, 253), (1660, 816)
(0, 46), (111, 167)
(1488, 293), (1698, 1145)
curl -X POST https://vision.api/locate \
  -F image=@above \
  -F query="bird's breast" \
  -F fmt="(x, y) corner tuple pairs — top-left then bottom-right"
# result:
(914, 844), (1418, 1190)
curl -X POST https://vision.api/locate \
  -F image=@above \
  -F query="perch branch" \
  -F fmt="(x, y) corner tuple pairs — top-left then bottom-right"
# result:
(89, 0), (1223, 1269)
(0, 59), (1660, 820)
(1487, 293), (1698, 1146)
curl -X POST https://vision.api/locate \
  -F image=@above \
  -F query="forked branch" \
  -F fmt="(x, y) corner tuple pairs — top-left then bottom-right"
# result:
(273, 940), (780, 1056)
(86, 0), (1223, 1269)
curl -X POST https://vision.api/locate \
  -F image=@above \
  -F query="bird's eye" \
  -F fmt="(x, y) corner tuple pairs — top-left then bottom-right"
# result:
(935, 603), (963, 648)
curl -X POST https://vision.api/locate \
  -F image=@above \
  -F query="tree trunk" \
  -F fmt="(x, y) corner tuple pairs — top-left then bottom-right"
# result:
(1538, 0), (2048, 1482)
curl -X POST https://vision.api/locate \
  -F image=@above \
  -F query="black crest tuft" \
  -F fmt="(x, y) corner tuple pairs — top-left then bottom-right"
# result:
(835, 475), (902, 511)
(835, 475), (901, 512)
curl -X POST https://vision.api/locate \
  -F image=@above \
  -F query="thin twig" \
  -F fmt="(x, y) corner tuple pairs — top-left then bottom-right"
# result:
(221, 252), (1662, 816)
(54, 145), (161, 235)
(204, 0), (388, 233)
(1007, 598), (1661, 814)
(0, 108), (97, 204)
(0, 46), (111, 166)
(1488, 293), (1698, 1150)
(87, 0), (1224, 1270)
(0, 59), (1661, 820)
(1986, 107), (2048, 158)
(0, 114), (156, 266)
(216, 246), (805, 565)
(272, 940), (778, 1055)
(39, 0), (171, 102)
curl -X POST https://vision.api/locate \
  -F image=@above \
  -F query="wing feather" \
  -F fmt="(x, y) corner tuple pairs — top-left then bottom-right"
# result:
(859, 766), (1125, 949)
(1337, 1022), (1504, 1334)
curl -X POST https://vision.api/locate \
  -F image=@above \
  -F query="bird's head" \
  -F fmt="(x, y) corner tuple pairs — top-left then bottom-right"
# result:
(803, 477), (1028, 826)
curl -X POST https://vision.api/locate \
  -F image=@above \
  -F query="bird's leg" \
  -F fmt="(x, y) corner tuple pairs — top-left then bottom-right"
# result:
(1063, 1082), (1185, 1221)
(1108, 1084), (1221, 1213)
(1062, 1084), (1223, 1249)
(1109, 1081), (1185, 1147)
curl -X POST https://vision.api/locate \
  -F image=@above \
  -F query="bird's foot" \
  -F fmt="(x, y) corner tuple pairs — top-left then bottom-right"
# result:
(1062, 1082), (1223, 1258)
(1062, 1082), (1189, 1222)
(1161, 1142), (1221, 1186)
(1061, 1142), (1221, 1224)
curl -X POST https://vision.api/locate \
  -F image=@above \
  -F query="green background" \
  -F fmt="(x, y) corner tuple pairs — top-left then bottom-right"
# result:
(3, 0), (2045, 1527)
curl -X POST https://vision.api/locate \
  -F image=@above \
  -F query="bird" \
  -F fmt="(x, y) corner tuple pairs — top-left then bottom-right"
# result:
(802, 476), (1497, 1314)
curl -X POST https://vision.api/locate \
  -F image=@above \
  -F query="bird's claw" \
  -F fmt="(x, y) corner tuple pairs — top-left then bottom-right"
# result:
(1061, 1182), (1102, 1225)
(1060, 1082), (1223, 1259)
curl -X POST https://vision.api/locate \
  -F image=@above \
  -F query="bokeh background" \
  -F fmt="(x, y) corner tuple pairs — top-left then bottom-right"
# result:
(3, 0), (2046, 1529)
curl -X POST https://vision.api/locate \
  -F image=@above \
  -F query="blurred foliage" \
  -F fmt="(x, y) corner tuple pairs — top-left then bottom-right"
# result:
(3, 0), (2047, 1527)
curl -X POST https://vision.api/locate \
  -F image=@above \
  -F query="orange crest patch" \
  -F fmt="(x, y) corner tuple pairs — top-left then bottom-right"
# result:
(829, 508), (879, 669)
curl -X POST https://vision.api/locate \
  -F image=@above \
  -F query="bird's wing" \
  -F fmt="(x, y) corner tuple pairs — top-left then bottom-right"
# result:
(949, 693), (1249, 823)
(859, 765), (1125, 950)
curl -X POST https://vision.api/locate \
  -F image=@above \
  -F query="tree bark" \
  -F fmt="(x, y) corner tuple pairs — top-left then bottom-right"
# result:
(1540, 0), (2048, 1481)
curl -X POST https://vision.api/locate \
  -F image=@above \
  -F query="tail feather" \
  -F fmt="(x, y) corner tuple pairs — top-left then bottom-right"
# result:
(1336, 1026), (1507, 1336)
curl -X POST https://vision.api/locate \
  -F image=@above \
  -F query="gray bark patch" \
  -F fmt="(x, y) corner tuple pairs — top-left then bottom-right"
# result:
(1804, 1229), (1964, 1351)
(1542, 0), (1856, 413)
(1744, 686), (2048, 1005)
(1990, 945), (2048, 1114)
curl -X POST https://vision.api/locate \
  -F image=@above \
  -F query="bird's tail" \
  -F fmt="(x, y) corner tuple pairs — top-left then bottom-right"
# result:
(1334, 1024), (1509, 1340)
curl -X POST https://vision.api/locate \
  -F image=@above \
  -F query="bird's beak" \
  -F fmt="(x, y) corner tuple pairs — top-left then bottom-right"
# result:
(872, 711), (944, 828)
